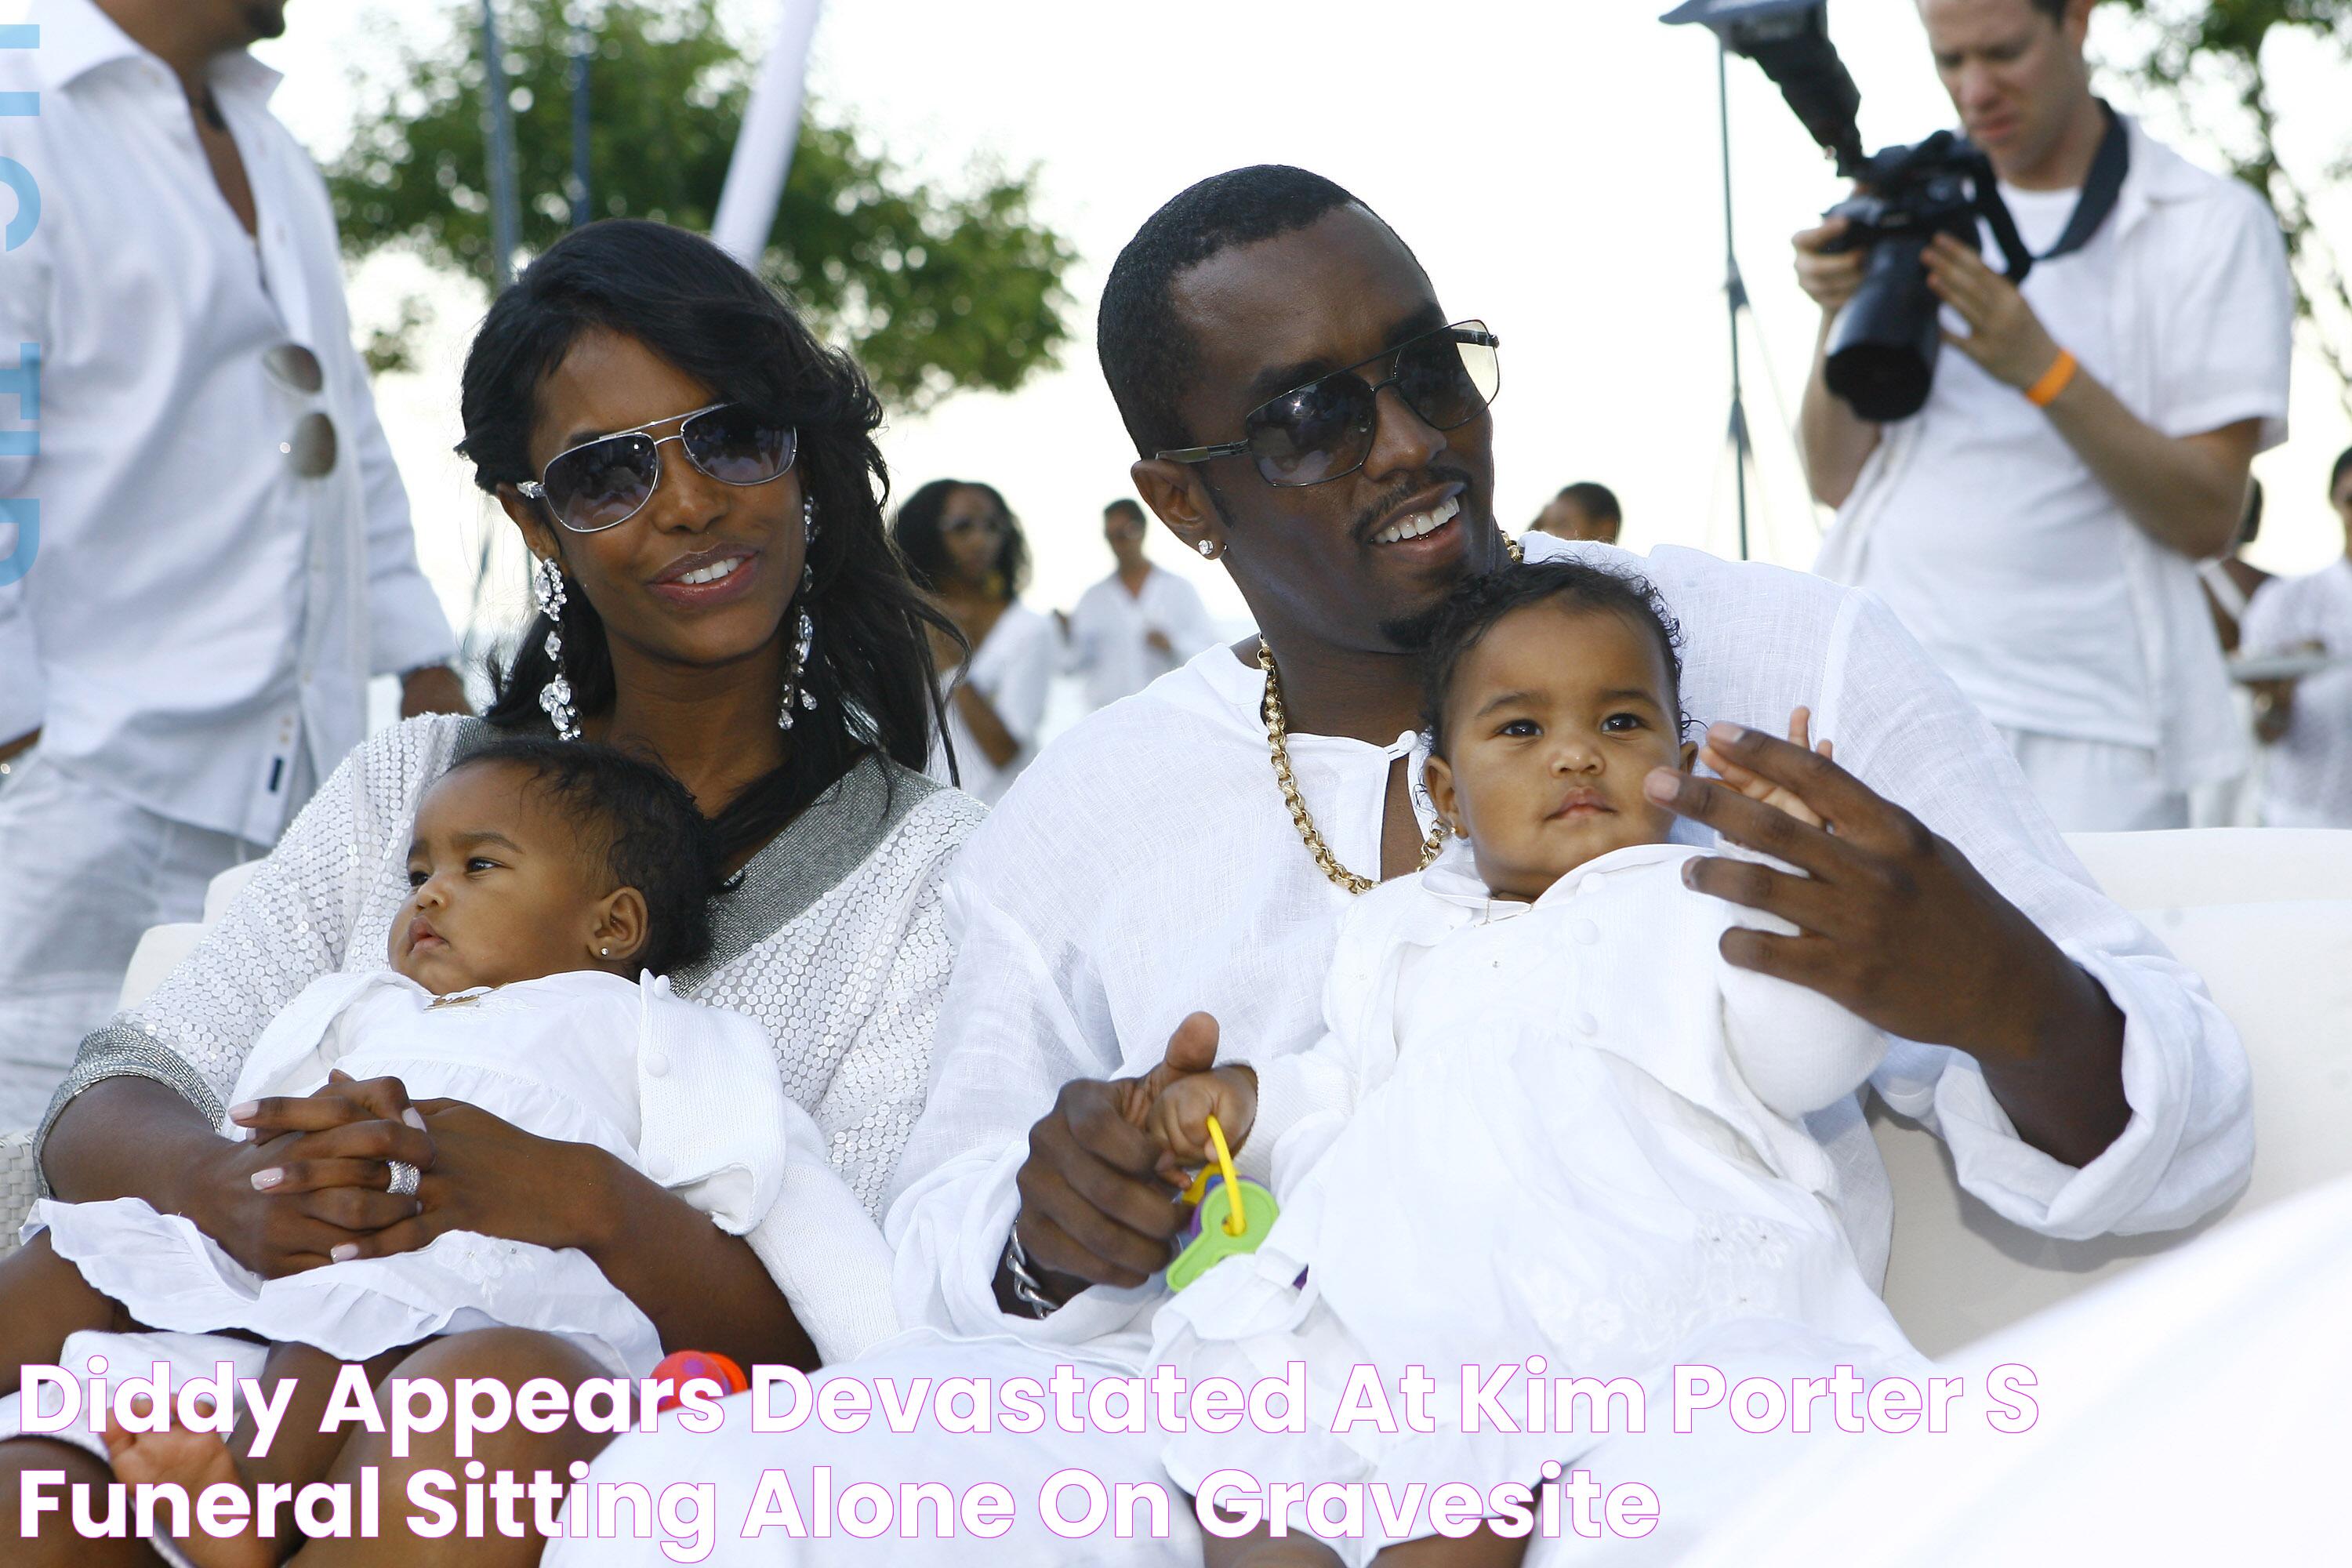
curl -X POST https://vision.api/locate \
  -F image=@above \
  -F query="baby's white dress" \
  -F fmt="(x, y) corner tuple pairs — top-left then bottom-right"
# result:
(31, 967), (795, 1377)
(1154, 842), (1926, 1561)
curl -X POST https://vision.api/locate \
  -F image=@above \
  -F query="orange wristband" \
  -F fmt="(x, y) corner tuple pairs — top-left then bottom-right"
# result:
(2024, 348), (2078, 408)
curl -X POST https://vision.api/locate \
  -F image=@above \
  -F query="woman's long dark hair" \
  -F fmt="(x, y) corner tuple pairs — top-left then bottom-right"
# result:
(891, 477), (1032, 601)
(457, 219), (955, 861)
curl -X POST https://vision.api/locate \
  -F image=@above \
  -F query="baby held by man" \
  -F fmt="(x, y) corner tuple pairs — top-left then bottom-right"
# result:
(1137, 561), (1931, 1567)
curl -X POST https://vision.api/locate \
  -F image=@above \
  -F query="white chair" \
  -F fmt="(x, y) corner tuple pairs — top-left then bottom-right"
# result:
(7, 832), (2351, 1358)
(1873, 829), (2352, 1352)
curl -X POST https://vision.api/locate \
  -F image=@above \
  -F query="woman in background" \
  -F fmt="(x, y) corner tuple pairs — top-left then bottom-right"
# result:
(894, 479), (1059, 804)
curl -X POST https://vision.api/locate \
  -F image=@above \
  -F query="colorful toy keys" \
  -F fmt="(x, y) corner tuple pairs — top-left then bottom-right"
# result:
(1167, 1115), (1279, 1292)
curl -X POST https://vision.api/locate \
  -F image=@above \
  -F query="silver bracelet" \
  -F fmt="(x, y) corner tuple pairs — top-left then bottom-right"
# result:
(1003, 1224), (1065, 1319)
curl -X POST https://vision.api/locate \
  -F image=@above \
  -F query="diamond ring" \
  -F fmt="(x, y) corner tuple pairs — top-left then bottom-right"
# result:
(386, 1160), (420, 1198)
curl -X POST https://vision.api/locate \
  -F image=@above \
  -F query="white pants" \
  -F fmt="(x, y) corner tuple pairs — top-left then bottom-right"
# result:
(0, 751), (263, 1126)
(1994, 728), (2189, 833)
(543, 1329), (1203, 1566)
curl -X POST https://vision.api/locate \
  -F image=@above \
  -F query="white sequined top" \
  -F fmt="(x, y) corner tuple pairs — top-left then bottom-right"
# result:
(39, 714), (985, 1223)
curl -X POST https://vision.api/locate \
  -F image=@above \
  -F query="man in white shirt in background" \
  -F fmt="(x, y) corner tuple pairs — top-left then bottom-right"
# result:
(1801, 0), (2293, 832)
(0, 0), (462, 1125)
(1058, 496), (1218, 711)
(2240, 445), (2352, 828)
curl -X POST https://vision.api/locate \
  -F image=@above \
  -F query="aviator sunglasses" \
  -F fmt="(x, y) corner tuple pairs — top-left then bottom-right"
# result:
(1156, 320), (1501, 488)
(263, 343), (337, 479)
(517, 402), (797, 533)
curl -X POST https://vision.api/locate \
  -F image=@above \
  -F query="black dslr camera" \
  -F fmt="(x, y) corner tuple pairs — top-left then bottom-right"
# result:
(1664, 0), (2034, 420)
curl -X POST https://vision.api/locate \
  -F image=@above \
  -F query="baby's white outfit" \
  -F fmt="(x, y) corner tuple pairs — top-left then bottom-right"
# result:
(1154, 842), (1926, 1562)
(32, 967), (829, 1377)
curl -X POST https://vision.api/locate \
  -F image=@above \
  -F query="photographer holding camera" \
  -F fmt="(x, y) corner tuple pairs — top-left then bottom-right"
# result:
(1798, 0), (2292, 831)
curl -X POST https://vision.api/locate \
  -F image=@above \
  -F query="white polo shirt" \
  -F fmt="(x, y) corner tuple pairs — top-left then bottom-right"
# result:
(0, 0), (454, 842)
(1817, 114), (2292, 790)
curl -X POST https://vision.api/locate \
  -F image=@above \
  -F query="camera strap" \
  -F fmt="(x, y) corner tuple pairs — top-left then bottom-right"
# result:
(1972, 100), (2127, 287)
(2032, 100), (2131, 263)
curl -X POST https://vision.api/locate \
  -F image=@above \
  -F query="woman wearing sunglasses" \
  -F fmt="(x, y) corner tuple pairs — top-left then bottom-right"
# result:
(893, 478), (1062, 804)
(13, 220), (981, 1565)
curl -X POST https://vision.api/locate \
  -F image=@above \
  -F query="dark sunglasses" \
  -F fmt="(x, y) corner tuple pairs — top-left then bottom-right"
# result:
(517, 402), (797, 533)
(1156, 320), (1501, 488)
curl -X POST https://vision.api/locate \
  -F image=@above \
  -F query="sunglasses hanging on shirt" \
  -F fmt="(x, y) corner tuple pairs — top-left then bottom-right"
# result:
(263, 343), (337, 479)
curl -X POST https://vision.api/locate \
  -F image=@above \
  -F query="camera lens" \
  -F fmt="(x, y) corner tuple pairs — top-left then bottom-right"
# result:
(1825, 234), (1942, 421)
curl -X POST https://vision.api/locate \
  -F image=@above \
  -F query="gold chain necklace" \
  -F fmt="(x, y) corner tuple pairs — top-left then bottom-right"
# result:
(1257, 533), (1524, 895)
(1258, 638), (1445, 895)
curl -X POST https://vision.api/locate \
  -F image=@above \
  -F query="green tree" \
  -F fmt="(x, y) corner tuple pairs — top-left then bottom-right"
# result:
(2104, 0), (2352, 412)
(327, 0), (1075, 412)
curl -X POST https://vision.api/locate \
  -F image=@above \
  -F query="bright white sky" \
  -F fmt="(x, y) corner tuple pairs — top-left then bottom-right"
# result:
(229, 0), (2352, 640)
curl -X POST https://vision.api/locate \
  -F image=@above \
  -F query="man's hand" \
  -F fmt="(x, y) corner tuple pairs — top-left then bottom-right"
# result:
(1145, 628), (1175, 656)
(1715, 706), (1831, 829)
(399, 665), (470, 718)
(1924, 234), (2065, 392)
(1793, 216), (1867, 314)
(1650, 722), (2129, 1166)
(1008, 1014), (1222, 1294)
(0, 727), (37, 766)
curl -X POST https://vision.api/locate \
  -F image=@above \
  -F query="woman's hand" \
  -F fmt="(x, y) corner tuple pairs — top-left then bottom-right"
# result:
(318, 1098), (615, 1263)
(197, 1073), (437, 1277)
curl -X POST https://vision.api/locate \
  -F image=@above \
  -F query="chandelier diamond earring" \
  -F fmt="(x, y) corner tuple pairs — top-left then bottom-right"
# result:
(781, 496), (819, 731)
(532, 555), (580, 742)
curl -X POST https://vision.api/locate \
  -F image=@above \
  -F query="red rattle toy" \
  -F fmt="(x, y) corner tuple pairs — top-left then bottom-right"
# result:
(652, 1348), (750, 1414)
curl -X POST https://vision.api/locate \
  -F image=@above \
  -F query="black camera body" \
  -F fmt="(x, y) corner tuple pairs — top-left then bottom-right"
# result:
(1817, 131), (2033, 421)
(1664, 0), (2035, 421)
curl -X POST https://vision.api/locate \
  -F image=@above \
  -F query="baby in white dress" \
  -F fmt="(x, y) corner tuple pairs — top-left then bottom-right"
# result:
(1146, 561), (1924, 1565)
(0, 737), (862, 1567)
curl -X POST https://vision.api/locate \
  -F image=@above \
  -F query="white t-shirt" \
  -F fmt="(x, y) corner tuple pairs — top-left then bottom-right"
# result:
(927, 600), (1057, 805)
(1061, 565), (1221, 712)
(1817, 117), (2293, 787)
(2241, 558), (2352, 827)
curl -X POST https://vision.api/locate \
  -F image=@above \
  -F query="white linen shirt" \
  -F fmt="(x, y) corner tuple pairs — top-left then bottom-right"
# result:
(2241, 558), (2352, 828)
(1061, 564), (1220, 712)
(0, 0), (453, 842)
(887, 535), (2254, 1367)
(1817, 114), (2291, 790)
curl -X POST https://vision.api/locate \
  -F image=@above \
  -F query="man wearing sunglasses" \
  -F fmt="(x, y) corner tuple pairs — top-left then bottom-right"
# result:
(872, 164), (2249, 1555)
(0, 0), (461, 1126)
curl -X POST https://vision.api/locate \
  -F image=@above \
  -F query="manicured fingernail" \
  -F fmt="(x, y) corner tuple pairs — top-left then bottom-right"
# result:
(228, 1101), (259, 1123)
(1709, 722), (1748, 746)
(1643, 770), (1679, 802)
(404, 1109), (427, 1131)
(1682, 859), (1700, 887)
(330, 1244), (359, 1262)
(250, 1168), (283, 1191)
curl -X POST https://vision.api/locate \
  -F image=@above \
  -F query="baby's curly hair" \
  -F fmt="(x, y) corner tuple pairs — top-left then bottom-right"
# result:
(1418, 560), (1687, 757)
(444, 739), (720, 977)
